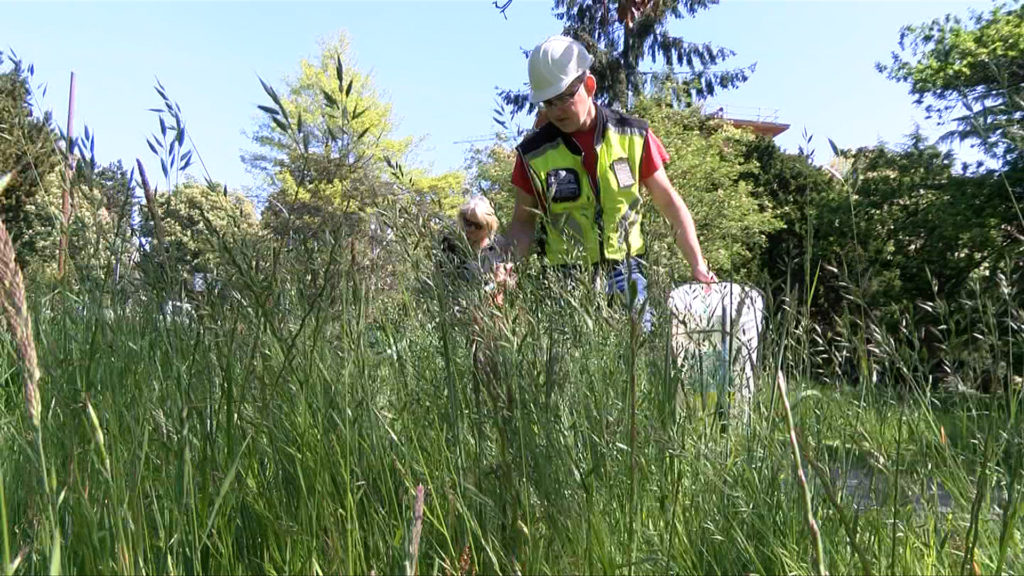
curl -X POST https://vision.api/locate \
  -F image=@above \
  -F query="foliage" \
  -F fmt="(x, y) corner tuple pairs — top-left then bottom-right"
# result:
(245, 30), (466, 279)
(737, 136), (841, 289)
(831, 135), (1017, 307)
(81, 160), (136, 250)
(0, 51), (62, 265)
(16, 161), (137, 292)
(878, 1), (1024, 165)
(406, 169), (467, 217)
(499, 0), (752, 114)
(1, 218), (1022, 574)
(632, 96), (781, 282)
(462, 134), (519, 227)
(244, 31), (414, 210)
(138, 179), (258, 294)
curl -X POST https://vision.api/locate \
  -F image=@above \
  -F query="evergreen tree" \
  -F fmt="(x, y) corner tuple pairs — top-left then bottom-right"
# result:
(499, 0), (753, 114)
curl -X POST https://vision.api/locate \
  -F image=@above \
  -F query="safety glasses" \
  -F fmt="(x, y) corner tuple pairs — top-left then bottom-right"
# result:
(541, 73), (587, 110)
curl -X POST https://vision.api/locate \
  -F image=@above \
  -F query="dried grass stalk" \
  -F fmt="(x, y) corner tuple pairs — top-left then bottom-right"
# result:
(406, 483), (425, 576)
(0, 173), (41, 428)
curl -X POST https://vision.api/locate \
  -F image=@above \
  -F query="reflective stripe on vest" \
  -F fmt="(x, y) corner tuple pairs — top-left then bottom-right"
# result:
(518, 106), (647, 266)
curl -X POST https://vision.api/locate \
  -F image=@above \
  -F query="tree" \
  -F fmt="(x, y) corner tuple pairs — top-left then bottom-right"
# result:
(632, 95), (781, 282)
(878, 1), (1024, 165)
(138, 178), (258, 295)
(247, 31), (467, 295)
(462, 133), (519, 226)
(11, 158), (138, 291)
(499, 0), (752, 114)
(244, 31), (415, 212)
(0, 52), (62, 266)
(827, 135), (1018, 306)
(738, 136), (841, 290)
(877, 2), (1024, 371)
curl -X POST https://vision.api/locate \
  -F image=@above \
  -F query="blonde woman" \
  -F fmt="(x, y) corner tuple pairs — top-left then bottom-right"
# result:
(433, 196), (514, 407)
(436, 196), (513, 302)
(458, 195), (501, 273)
(460, 196), (522, 414)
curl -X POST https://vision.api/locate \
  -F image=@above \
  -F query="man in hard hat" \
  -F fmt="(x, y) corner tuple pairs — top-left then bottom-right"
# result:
(503, 35), (716, 329)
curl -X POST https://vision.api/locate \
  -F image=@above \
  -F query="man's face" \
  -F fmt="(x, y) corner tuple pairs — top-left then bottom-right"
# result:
(541, 73), (591, 133)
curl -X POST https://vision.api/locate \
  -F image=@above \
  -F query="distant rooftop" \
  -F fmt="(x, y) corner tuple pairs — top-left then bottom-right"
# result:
(706, 104), (790, 139)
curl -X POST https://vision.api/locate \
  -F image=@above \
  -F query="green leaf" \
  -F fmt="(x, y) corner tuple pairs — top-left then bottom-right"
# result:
(828, 138), (840, 156)
(345, 78), (354, 99)
(203, 435), (251, 542)
(322, 89), (339, 109)
(257, 105), (280, 117)
(271, 116), (290, 134)
(48, 524), (60, 576)
(147, 138), (159, 155)
(335, 55), (345, 95)
(258, 76), (285, 113)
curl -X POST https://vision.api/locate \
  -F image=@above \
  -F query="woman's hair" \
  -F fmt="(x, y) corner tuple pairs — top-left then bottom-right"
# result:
(458, 196), (499, 236)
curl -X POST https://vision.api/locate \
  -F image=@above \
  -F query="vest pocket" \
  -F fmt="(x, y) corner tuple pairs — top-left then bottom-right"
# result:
(546, 168), (582, 204)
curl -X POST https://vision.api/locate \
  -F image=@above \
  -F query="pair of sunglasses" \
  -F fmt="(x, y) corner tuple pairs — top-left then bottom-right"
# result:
(462, 216), (483, 231)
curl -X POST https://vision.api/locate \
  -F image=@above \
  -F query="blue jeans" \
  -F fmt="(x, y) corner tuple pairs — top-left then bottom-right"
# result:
(605, 258), (653, 332)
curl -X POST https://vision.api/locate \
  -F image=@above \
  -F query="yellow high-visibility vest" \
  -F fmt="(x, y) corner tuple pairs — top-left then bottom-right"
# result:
(517, 105), (647, 266)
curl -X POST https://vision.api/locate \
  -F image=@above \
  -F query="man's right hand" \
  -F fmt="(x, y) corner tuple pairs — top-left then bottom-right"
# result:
(506, 187), (540, 262)
(491, 262), (516, 306)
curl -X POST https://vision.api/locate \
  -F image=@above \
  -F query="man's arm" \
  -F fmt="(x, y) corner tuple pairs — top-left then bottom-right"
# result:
(642, 167), (716, 283)
(504, 187), (539, 261)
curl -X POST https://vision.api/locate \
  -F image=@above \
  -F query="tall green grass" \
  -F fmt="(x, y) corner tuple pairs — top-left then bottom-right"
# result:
(0, 216), (1020, 575)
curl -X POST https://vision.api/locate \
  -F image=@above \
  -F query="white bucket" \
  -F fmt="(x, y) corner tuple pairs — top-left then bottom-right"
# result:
(668, 282), (765, 403)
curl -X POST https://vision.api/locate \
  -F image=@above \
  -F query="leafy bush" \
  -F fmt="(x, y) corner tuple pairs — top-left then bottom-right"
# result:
(633, 97), (782, 283)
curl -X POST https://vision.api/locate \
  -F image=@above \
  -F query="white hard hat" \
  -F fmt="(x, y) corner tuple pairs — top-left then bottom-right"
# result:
(527, 35), (593, 104)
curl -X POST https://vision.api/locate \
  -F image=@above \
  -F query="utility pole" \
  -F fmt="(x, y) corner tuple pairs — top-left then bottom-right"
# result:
(58, 71), (75, 278)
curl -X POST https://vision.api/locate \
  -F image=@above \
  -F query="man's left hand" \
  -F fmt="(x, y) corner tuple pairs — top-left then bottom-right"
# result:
(693, 263), (717, 292)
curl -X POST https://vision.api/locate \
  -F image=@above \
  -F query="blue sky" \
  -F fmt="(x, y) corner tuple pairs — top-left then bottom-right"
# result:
(1, 0), (990, 195)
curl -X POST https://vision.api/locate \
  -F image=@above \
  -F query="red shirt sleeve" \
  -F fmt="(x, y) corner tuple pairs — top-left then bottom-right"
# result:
(511, 152), (537, 197)
(640, 128), (670, 180)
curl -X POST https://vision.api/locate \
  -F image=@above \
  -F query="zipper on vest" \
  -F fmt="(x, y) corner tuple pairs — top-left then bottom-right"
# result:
(586, 166), (605, 262)
(563, 132), (605, 263)
(591, 108), (607, 263)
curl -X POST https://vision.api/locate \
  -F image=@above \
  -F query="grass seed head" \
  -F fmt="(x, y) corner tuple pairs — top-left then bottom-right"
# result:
(0, 174), (41, 428)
